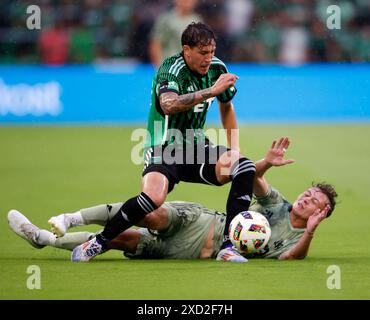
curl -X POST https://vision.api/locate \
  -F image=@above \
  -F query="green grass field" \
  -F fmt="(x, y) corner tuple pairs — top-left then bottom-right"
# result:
(1, 125), (369, 299)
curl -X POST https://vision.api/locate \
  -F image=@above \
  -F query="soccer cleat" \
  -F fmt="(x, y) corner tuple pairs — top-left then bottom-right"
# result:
(7, 210), (45, 249)
(48, 214), (68, 237)
(71, 236), (106, 262)
(216, 246), (248, 263)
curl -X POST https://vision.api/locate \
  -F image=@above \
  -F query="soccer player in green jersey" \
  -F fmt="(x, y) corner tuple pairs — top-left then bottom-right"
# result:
(9, 137), (337, 262)
(69, 22), (256, 262)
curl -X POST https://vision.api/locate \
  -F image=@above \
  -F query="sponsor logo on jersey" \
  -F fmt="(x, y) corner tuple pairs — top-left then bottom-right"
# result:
(168, 81), (179, 91)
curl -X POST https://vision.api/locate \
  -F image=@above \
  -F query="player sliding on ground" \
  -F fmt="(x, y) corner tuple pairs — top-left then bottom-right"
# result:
(8, 137), (337, 262)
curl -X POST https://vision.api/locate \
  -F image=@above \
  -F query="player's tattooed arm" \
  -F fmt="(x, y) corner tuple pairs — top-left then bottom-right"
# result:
(160, 88), (213, 115)
(159, 73), (238, 115)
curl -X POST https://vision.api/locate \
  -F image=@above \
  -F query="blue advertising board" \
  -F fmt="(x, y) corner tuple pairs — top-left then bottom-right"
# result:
(1, 63), (369, 124)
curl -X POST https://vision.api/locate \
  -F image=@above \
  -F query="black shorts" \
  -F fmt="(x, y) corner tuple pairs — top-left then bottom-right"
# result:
(142, 140), (230, 193)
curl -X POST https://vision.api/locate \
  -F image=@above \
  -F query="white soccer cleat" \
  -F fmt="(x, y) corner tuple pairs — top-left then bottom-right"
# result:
(48, 214), (68, 237)
(216, 246), (248, 263)
(71, 236), (105, 262)
(8, 210), (45, 249)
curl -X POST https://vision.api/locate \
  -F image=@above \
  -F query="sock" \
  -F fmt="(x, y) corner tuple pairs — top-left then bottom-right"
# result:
(80, 203), (123, 226)
(65, 211), (84, 228)
(99, 192), (158, 244)
(223, 157), (256, 248)
(55, 232), (94, 251)
(36, 229), (56, 246)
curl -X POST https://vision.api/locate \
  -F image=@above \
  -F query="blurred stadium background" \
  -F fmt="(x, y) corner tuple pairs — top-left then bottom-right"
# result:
(1, 0), (370, 300)
(1, 0), (369, 124)
(1, 0), (370, 64)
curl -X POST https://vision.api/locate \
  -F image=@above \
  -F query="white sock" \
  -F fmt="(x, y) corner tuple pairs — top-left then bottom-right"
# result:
(36, 230), (56, 246)
(65, 211), (84, 228)
(55, 232), (94, 251)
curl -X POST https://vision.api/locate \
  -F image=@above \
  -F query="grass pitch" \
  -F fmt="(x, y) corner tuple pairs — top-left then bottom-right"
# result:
(0, 125), (369, 299)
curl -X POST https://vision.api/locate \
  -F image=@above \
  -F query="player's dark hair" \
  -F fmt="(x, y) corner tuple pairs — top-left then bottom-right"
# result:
(181, 22), (216, 48)
(313, 182), (338, 218)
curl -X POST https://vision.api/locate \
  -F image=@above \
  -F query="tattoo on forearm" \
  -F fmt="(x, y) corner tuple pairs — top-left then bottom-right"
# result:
(200, 88), (212, 100)
(160, 88), (214, 114)
(178, 92), (195, 106)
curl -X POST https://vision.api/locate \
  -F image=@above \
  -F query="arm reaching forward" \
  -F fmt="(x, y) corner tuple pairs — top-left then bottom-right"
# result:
(159, 73), (238, 115)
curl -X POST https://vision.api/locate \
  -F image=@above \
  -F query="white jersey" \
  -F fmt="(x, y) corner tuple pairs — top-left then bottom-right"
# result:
(246, 186), (306, 259)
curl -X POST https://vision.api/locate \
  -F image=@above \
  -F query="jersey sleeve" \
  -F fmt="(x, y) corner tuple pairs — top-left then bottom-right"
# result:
(156, 72), (181, 96)
(254, 185), (287, 207)
(275, 239), (301, 260)
(215, 64), (237, 103)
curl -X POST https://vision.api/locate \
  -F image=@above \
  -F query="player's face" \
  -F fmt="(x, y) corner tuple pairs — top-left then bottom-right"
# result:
(292, 187), (330, 220)
(183, 41), (216, 75)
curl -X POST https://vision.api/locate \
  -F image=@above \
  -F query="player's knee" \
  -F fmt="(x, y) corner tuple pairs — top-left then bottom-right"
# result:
(217, 150), (254, 183)
(142, 172), (168, 207)
(228, 151), (244, 167)
(218, 150), (240, 169)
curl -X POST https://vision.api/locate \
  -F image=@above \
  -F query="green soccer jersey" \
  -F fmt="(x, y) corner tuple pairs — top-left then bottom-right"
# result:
(247, 186), (306, 259)
(144, 52), (237, 149)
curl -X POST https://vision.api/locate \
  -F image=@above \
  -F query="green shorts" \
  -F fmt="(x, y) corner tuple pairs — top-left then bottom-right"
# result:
(125, 201), (226, 260)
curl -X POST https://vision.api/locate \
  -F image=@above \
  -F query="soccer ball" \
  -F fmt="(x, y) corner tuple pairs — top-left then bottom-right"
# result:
(229, 211), (271, 254)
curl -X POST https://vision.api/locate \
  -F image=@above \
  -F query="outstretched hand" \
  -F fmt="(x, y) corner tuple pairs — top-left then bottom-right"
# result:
(265, 137), (295, 167)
